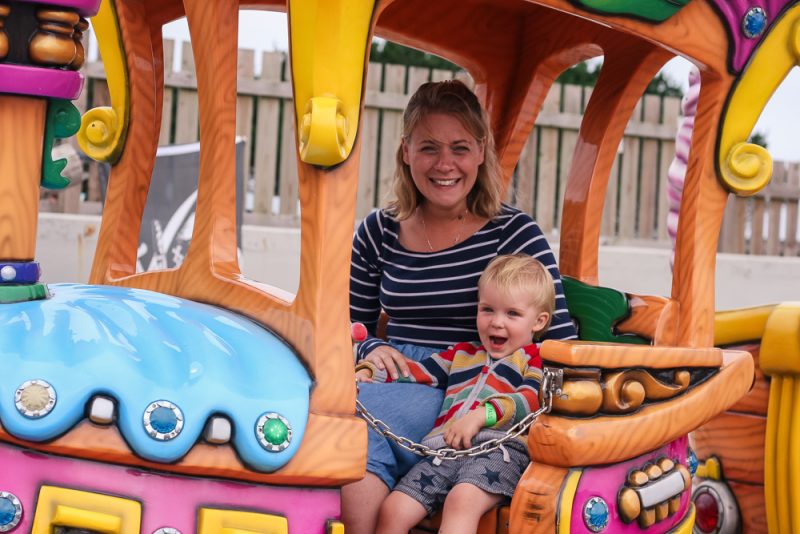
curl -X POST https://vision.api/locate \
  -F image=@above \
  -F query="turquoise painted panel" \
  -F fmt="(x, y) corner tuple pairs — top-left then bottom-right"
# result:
(0, 284), (311, 472)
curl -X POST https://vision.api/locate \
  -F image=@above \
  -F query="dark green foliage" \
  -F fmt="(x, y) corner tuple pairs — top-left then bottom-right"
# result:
(557, 61), (683, 97)
(748, 131), (769, 149)
(370, 41), (459, 71)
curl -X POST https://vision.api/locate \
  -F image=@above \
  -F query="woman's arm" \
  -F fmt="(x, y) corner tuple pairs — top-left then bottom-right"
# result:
(355, 346), (456, 389)
(499, 208), (578, 341)
(350, 211), (393, 359)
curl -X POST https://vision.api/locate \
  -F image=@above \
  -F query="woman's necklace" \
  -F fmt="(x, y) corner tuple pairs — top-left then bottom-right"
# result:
(419, 208), (468, 252)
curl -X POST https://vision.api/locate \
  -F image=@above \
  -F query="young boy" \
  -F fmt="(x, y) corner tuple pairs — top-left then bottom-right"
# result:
(355, 254), (555, 534)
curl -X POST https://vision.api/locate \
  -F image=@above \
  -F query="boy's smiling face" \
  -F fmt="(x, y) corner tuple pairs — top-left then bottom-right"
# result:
(476, 282), (550, 359)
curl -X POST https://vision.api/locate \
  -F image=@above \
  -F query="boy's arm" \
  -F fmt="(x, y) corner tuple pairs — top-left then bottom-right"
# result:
(484, 360), (543, 428)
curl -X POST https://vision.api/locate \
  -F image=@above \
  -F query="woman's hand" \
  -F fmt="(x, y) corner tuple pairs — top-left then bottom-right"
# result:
(363, 345), (410, 380)
(355, 369), (373, 383)
(444, 408), (485, 449)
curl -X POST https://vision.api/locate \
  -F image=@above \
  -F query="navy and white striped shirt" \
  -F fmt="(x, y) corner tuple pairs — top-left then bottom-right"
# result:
(350, 205), (577, 359)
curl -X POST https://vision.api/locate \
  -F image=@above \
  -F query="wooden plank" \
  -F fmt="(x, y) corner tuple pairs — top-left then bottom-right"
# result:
(785, 163), (799, 256)
(515, 128), (537, 214)
(729, 481), (768, 534)
(601, 151), (620, 237)
(618, 100), (643, 239)
(252, 52), (284, 216)
(158, 39), (175, 146)
(751, 197), (766, 255)
(278, 96), (298, 217)
(658, 97), (681, 241)
(431, 68), (453, 82)
(376, 64), (406, 206)
(535, 88), (561, 233)
(407, 66), (430, 96)
(766, 162), (785, 255)
(556, 84), (581, 230)
(173, 41), (199, 144)
(356, 66), (382, 219)
(727, 343), (769, 415)
(236, 48), (256, 183)
(454, 69), (474, 89)
(637, 94), (661, 239)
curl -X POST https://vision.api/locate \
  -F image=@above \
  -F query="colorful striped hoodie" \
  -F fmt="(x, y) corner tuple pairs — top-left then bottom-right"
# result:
(357, 342), (542, 446)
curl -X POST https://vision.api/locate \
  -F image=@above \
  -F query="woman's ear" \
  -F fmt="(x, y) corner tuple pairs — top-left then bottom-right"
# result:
(402, 138), (411, 165)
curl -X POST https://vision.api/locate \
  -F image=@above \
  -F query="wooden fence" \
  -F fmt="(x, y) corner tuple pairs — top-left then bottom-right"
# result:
(69, 39), (799, 257)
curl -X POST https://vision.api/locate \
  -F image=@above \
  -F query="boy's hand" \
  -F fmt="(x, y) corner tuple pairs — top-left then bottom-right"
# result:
(444, 408), (485, 449)
(355, 368), (374, 383)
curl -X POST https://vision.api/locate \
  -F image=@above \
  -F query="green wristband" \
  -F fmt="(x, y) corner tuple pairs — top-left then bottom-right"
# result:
(484, 403), (497, 427)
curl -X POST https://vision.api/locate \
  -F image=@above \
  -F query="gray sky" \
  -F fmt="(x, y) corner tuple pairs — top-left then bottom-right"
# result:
(161, 10), (799, 163)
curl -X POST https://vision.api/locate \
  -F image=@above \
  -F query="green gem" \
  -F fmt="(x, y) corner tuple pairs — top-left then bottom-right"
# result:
(262, 418), (289, 445)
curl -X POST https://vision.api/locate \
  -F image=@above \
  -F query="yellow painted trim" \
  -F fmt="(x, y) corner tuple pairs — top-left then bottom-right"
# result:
(31, 486), (140, 534)
(669, 504), (695, 534)
(198, 507), (288, 533)
(718, 5), (800, 196)
(765, 377), (781, 534)
(326, 520), (345, 534)
(557, 469), (582, 534)
(791, 379), (800, 533)
(760, 302), (800, 375)
(77, 0), (129, 163)
(714, 305), (774, 346)
(289, 0), (376, 166)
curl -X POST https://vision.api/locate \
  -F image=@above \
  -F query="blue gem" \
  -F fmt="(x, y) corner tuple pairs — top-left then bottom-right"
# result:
(583, 497), (609, 532)
(743, 7), (767, 39)
(0, 497), (16, 525)
(688, 447), (698, 476)
(150, 406), (178, 433)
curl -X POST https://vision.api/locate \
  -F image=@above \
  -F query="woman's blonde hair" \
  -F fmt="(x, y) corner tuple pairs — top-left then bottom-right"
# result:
(479, 254), (555, 334)
(388, 80), (504, 220)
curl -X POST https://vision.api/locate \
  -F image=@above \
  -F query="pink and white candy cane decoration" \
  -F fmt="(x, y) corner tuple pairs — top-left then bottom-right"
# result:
(666, 67), (701, 268)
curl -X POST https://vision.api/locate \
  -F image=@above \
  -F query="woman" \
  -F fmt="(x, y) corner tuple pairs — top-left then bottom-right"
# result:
(345, 80), (577, 533)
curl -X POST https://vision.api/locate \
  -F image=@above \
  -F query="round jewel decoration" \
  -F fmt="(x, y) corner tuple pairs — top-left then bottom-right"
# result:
(153, 529), (182, 534)
(583, 497), (609, 532)
(256, 412), (292, 452)
(143, 400), (184, 441)
(687, 447), (698, 477)
(742, 7), (767, 38)
(0, 266), (16, 282)
(0, 491), (22, 532)
(15, 379), (56, 418)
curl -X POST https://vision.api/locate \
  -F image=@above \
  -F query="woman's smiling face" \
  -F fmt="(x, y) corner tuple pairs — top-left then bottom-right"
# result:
(402, 112), (485, 213)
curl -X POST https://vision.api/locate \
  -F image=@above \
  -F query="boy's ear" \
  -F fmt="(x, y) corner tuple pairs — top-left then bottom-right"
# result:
(532, 312), (550, 335)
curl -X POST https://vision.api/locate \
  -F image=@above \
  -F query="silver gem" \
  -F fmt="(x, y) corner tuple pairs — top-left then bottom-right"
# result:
(0, 266), (16, 282)
(15, 379), (56, 418)
(153, 529), (182, 534)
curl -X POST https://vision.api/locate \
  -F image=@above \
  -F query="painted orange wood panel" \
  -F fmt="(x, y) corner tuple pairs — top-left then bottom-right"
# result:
(0, 96), (46, 260)
(558, 43), (671, 285)
(617, 294), (679, 346)
(0, 412), (366, 486)
(727, 343), (769, 415)
(729, 481), (768, 534)
(690, 412), (766, 484)
(529, 350), (753, 466)
(540, 340), (722, 368)
(509, 463), (569, 533)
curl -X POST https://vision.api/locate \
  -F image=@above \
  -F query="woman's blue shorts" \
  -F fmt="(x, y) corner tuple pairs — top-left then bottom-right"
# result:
(357, 341), (445, 489)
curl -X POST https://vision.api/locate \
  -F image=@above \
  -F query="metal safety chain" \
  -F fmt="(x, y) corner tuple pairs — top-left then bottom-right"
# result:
(355, 367), (564, 461)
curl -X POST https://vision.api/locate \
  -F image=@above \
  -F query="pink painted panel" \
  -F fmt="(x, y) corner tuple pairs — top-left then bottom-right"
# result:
(0, 443), (340, 533)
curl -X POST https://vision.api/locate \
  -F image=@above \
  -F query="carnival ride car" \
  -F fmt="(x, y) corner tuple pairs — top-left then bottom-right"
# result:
(0, 0), (796, 532)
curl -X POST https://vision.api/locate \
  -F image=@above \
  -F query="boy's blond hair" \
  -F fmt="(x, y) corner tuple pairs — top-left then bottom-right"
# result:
(478, 254), (555, 333)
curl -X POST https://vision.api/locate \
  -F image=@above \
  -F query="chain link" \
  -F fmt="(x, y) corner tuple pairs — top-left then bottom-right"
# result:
(355, 367), (563, 461)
